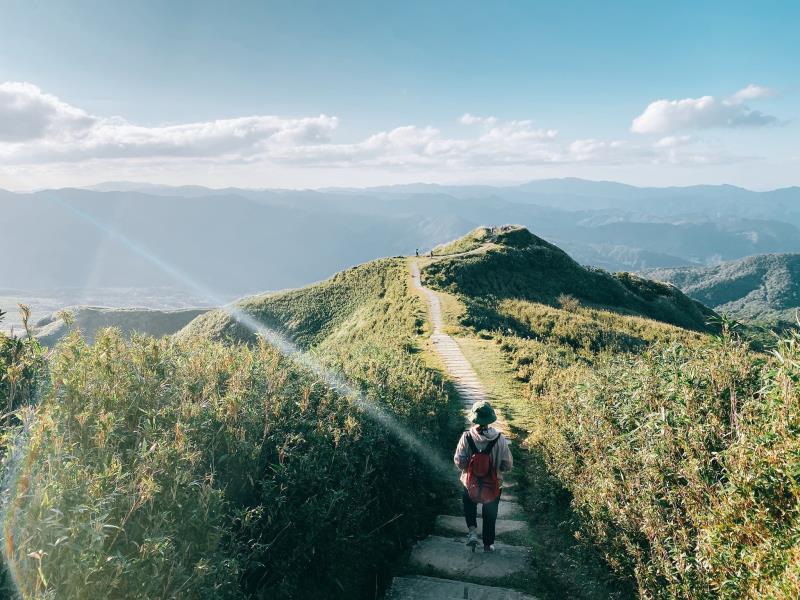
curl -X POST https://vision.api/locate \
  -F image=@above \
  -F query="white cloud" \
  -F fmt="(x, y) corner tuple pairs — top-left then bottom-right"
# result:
(273, 117), (562, 169)
(0, 82), (759, 176)
(0, 82), (96, 142)
(731, 83), (775, 103)
(631, 86), (779, 134)
(0, 82), (338, 164)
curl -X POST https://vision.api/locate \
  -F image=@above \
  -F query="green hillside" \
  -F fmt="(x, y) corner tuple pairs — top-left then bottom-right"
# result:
(647, 253), (800, 326)
(423, 225), (716, 333)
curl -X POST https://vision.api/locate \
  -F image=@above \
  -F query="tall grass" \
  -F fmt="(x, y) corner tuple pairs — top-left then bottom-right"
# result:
(476, 300), (800, 598)
(0, 307), (47, 422)
(528, 327), (800, 598)
(0, 307), (47, 596)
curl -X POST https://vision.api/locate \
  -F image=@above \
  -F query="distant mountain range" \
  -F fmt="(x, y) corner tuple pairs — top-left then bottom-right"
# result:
(3, 179), (800, 311)
(647, 253), (800, 326)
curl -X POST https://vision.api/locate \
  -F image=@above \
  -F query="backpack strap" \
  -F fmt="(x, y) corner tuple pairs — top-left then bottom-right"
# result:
(481, 434), (501, 454)
(465, 432), (501, 455)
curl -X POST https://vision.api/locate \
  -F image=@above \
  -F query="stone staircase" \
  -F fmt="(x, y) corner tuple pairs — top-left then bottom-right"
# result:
(388, 264), (536, 599)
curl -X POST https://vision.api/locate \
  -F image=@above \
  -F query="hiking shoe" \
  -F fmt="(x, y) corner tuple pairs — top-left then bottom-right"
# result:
(483, 544), (495, 552)
(466, 530), (479, 546)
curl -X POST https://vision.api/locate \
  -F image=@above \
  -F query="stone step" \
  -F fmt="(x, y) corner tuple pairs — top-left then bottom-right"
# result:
(386, 575), (537, 599)
(408, 535), (530, 579)
(435, 515), (528, 536)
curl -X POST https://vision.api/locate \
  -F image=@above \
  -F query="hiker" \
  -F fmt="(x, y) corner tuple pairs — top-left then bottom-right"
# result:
(454, 400), (513, 552)
(415, 248), (419, 257)
(429, 249), (433, 258)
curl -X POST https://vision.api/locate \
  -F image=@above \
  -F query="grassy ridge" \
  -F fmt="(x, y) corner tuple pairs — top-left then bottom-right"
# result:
(2, 260), (461, 599)
(422, 227), (715, 333)
(433, 226), (492, 255)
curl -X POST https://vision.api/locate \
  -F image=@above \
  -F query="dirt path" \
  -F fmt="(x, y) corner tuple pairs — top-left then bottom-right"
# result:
(385, 264), (537, 599)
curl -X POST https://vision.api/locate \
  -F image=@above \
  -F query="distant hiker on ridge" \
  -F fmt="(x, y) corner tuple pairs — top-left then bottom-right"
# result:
(415, 248), (419, 257)
(454, 400), (513, 552)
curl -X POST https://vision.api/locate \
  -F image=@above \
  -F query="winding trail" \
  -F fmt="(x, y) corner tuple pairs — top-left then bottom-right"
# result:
(385, 262), (536, 600)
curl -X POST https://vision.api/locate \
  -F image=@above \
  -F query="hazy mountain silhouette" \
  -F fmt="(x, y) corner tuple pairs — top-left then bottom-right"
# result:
(3, 179), (800, 301)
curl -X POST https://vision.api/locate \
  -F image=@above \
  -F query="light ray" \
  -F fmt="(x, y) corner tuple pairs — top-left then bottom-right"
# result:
(39, 192), (457, 478)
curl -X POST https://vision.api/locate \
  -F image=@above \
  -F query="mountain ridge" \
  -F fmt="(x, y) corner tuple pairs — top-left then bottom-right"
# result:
(81, 177), (796, 196)
(180, 225), (717, 346)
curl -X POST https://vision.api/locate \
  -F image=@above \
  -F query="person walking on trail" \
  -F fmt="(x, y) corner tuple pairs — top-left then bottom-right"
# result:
(454, 400), (513, 552)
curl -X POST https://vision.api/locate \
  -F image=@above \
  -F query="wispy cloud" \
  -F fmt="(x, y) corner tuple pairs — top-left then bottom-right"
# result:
(731, 83), (775, 103)
(631, 85), (779, 134)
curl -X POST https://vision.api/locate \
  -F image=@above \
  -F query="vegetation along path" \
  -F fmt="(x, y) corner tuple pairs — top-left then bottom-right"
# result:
(385, 262), (536, 599)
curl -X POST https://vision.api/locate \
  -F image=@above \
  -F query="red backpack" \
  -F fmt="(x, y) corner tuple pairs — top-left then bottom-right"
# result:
(464, 433), (501, 503)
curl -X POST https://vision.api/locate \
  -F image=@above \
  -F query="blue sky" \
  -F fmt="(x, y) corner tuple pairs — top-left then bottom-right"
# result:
(0, 0), (797, 190)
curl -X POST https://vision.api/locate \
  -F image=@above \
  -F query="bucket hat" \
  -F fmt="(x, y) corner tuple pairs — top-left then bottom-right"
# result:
(468, 400), (497, 426)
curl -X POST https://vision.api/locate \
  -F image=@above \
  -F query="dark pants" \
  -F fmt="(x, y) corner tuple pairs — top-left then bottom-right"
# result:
(462, 488), (501, 546)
